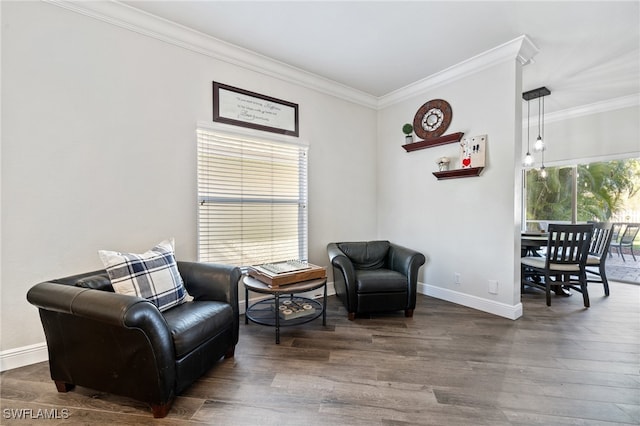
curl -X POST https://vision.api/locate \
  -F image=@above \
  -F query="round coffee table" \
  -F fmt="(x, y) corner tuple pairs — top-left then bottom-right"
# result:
(243, 276), (327, 344)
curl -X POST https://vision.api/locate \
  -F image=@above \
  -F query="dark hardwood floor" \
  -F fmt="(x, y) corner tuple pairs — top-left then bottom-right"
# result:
(2, 281), (639, 425)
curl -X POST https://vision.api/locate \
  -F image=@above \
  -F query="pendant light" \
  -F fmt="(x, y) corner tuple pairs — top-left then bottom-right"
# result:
(539, 147), (547, 178)
(539, 96), (547, 177)
(522, 87), (551, 168)
(534, 95), (545, 152)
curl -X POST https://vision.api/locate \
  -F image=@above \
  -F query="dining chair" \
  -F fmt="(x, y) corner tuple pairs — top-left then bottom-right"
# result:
(585, 222), (614, 296)
(610, 223), (639, 262)
(521, 223), (594, 307)
(608, 222), (625, 258)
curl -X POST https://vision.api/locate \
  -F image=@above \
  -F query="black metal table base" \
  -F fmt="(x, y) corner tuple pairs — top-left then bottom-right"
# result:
(244, 281), (327, 344)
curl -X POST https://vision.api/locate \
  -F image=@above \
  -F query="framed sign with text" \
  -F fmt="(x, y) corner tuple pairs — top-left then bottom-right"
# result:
(213, 82), (299, 137)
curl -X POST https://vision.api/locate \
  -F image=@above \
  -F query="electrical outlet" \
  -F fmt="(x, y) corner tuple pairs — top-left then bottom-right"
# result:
(488, 280), (498, 294)
(454, 273), (461, 285)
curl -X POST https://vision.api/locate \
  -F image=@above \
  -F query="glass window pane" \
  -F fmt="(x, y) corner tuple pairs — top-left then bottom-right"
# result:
(524, 158), (640, 230)
(525, 166), (573, 231)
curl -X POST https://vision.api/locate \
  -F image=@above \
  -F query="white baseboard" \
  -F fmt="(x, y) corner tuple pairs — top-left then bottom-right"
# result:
(0, 342), (49, 372)
(418, 282), (523, 320)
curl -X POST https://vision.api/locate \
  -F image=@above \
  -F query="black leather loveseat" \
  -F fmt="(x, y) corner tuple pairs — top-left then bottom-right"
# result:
(26, 261), (241, 418)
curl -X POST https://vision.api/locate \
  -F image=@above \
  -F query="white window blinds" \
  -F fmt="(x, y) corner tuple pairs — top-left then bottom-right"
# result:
(197, 127), (308, 267)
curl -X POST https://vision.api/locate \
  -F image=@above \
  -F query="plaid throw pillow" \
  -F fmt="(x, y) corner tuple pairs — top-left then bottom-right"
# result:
(98, 239), (187, 312)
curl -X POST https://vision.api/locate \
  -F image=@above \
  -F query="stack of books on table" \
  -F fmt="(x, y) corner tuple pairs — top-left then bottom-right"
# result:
(274, 298), (316, 320)
(248, 260), (326, 288)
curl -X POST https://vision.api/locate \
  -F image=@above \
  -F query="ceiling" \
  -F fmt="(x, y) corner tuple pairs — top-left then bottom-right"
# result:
(122, 1), (639, 114)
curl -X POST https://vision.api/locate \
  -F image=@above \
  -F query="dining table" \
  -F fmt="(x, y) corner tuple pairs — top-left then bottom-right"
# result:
(521, 232), (548, 256)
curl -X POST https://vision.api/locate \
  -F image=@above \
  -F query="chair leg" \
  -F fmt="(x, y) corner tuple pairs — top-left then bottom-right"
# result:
(613, 245), (621, 258)
(224, 345), (235, 359)
(631, 246), (637, 262)
(404, 309), (414, 318)
(347, 312), (355, 321)
(580, 273), (590, 308)
(151, 400), (173, 418)
(545, 274), (552, 306)
(54, 381), (74, 393)
(599, 263), (610, 296)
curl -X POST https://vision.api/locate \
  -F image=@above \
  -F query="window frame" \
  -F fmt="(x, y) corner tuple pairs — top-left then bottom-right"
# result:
(196, 121), (309, 267)
(522, 153), (638, 230)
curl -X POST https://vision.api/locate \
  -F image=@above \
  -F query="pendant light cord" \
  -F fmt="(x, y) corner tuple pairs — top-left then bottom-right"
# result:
(527, 100), (530, 151)
(541, 95), (545, 143)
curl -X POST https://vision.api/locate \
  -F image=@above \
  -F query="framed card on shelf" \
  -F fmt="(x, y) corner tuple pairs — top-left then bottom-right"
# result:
(460, 135), (486, 169)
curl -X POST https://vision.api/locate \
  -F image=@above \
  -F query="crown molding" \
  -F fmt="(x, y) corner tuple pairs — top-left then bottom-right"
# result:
(377, 35), (539, 109)
(45, 1), (542, 111)
(39, 2), (635, 119)
(544, 93), (640, 124)
(45, 1), (541, 112)
(44, 0), (379, 109)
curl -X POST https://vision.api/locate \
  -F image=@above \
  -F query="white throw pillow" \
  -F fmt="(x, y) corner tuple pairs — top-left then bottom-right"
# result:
(98, 238), (187, 312)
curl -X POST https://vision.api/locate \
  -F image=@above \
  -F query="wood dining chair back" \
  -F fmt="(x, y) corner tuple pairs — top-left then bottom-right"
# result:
(521, 223), (594, 307)
(585, 222), (614, 296)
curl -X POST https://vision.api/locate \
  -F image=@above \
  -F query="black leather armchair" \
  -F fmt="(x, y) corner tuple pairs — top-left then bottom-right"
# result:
(327, 241), (426, 320)
(26, 261), (241, 418)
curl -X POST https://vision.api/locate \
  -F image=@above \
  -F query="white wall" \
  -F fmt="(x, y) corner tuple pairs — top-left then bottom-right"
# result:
(541, 105), (640, 164)
(377, 60), (524, 317)
(0, 1), (377, 354)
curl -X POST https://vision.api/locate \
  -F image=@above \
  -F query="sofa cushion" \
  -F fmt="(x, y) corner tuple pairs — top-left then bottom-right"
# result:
(355, 269), (407, 294)
(74, 273), (114, 292)
(337, 241), (390, 270)
(98, 239), (187, 312)
(162, 301), (233, 358)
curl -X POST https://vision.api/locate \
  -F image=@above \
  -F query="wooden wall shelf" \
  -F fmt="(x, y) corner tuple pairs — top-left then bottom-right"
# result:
(432, 167), (484, 180)
(402, 132), (464, 152)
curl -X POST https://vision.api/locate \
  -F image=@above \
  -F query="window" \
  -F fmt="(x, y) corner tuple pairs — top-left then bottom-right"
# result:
(524, 157), (640, 231)
(197, 125), (308, 267)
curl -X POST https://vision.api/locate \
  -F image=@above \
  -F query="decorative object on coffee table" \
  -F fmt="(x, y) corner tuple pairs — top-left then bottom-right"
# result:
(248, 260), (326, 288)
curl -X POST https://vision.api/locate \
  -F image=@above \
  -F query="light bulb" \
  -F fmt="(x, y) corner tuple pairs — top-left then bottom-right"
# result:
(523, 152), (534, 166)
(540, 166), (547, 178)
(534, 136), (544, 152)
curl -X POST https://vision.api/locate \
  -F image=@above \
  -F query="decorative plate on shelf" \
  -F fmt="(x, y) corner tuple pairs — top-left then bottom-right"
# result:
(413, 99), (452, 140)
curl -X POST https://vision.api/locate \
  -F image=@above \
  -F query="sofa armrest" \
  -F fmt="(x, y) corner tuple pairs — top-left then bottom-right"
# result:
(327, 243), (358, 311)
(327, 243), (356, 282)
(177, 261), (240, 305)
(177, 261), (241, 345)
(27, 282), (170, 331)
(387, 243), (426, 285)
